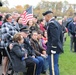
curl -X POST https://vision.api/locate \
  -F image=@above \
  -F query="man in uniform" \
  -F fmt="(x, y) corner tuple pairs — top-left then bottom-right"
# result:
(42, 11), (63, 75)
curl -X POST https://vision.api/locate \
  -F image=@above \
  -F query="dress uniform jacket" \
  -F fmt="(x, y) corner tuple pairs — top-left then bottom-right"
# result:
(47, 19), (63, 55)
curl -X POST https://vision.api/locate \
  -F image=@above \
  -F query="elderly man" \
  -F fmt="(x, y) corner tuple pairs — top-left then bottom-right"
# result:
(42, 11), (63, 75)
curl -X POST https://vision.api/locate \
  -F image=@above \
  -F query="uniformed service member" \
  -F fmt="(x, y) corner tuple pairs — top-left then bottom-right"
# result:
(42, 11), (63, 75)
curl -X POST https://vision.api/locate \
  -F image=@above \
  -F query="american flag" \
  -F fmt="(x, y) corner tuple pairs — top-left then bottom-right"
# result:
(21, 6), (33, 25)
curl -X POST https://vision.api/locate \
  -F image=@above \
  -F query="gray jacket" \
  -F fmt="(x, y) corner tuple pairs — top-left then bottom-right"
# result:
(10, 43), (26, 72)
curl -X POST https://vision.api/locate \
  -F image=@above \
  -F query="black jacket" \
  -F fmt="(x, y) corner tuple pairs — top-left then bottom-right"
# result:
(23, 38), (36, 56)
(68, 21), (76, 36)
(10, 43), (26, 72)
(47, 19), (63, 55)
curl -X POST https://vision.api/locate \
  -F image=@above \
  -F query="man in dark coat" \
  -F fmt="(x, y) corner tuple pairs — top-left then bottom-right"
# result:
(20, 26), (36, 75)
(68, 13), (76, 52)
(20, 27), (44, 75)
(42, 11), (63, 75)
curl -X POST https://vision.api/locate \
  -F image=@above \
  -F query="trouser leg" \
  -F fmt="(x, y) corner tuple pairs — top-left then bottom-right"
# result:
(48, 54), (59, 75)
(25, 58), (36, 75)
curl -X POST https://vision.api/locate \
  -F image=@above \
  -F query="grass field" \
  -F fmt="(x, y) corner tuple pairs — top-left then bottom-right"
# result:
(59, 35), (76, 75)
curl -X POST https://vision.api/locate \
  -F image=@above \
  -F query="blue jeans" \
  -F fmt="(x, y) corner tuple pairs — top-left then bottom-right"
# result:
(48, 54), (59, 75)
(42, 57), (49, 72)
(32, 56), (44, 75)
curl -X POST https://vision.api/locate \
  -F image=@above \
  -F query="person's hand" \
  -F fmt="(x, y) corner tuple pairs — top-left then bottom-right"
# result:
(22, 48), (25, 51)
(51, 50), (56, 54)
(41, 54), (47, 58)
(9, 44), (13, 50)
(25, 54), (27, 58)
(32, 55), (35, 58)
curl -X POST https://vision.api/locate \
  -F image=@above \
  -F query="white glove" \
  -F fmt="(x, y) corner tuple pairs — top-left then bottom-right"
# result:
(51, 50), (56, 54)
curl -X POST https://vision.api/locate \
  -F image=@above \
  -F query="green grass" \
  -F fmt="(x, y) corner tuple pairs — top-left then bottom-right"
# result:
(59, 35), (76, 75)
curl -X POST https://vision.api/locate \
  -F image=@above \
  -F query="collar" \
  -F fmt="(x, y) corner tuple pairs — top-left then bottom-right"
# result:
(48, 17), (55, 22)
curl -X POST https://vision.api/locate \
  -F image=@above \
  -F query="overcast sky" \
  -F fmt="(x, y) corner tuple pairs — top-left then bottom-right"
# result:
(6, 0), (76, 8)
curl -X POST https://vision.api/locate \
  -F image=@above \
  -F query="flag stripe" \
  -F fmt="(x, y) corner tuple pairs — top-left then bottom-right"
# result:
(21, 6), (33, 25)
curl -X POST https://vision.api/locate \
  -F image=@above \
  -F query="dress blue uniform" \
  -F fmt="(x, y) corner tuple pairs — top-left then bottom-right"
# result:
(43, 11), (63, 75)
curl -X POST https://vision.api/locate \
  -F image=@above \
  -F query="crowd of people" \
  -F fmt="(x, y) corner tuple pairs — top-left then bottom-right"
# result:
(0, 10), (75, 75)
(0, 12), (50, 75)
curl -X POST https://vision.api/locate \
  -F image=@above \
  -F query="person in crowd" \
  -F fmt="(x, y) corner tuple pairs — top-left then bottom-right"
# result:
(2, 13), (6, 21)
(42, 10), (63, 75)
(20, 27), (36, 75)
(0, 14), (3, 28)
(1, 14), (18, 75)
(26, 20), (36, 32)
(67, 17), (74, 52)
(68, 13), (76, 52)
(30, 31), (47, 57)
(37, 30), (47, 54)
(42, 30), (48, 51)
(20, 27), (44, 75)
(0, 29), (2, 65)
(30, 31), (48, 75)
(33, 15), (40, 31)
(16, 17), (23, 28)
(12, 12), (20, 31)
(62, 16), (68, 27)
(37, 30), (43, 46)
(27, 20), (34, 28)
(37, 30), (49, 75)
(0, 14), (3, 65)
(37, 19), (41, 25)
(62, 16), (68, 42)
(39, 19), (46, 32)
(12, 12), (19, 22)
(10, 33), (26, 75)
(58, 20), (67, 44)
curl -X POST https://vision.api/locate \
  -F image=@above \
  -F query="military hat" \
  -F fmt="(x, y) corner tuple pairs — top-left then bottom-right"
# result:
(20, 26), (29, 34)
(42, 10), (53, 16)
